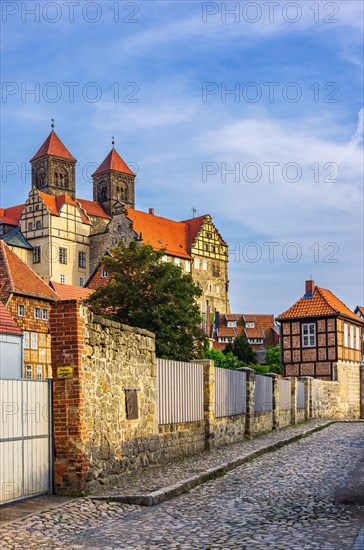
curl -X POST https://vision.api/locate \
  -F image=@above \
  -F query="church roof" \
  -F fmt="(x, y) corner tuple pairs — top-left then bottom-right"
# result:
(92, 148), (135, 176)
(0, 241), (59, 301)
(0, 204), (25, 226)
(30, 130), (76, 162)
(76, 198), (111, 219)
(126, 208), (191, 259)
(38, 192), (91, 225)
(0, 226), (33, 250)
(0, 301), (22, 336)
(277, 285), (363, 323)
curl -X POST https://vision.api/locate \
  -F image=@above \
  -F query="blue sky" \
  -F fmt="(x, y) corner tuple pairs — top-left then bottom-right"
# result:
(1, 0), (363, 314)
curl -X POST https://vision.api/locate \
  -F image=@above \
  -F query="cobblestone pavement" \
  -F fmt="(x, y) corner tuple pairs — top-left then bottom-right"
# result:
(103, 420), (330, 497)
(1, 422), (363, 549)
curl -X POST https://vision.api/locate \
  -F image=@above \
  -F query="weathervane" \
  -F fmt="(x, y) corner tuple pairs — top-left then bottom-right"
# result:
(112, 136), (115, 147)
(191, 206), (197, 218)
(51, 118), (55, 129)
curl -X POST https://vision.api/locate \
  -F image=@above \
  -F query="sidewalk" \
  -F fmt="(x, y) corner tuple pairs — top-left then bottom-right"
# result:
(90, 419), (334, 506)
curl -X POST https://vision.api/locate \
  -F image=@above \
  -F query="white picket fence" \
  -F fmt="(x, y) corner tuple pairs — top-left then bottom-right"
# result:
(214, 367), (246, 418)
(157, 359), (204, 425)
(278, 379), (292, 411)
(0, 378), (52, 505)
(254, 375), (273, 412)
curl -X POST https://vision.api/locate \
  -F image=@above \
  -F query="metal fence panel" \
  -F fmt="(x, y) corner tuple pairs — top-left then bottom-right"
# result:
(278, 379), (291, 411)
(297, 381), (305, 409)
(254, 375), (273, 412)
(214, 368), (246, 418)
(0, 379), (52, 506)
(157, 359), (204, 425)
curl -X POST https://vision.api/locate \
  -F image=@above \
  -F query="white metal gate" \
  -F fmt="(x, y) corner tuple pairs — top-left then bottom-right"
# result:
(0, 379), (52, 505)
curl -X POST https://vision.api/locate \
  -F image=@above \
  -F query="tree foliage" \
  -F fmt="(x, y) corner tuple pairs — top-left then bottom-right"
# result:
(204, 348), (243, 370)
(223, 335), (257, 365)
(265, 346), (282, 374)
(88, 241), (207, 360)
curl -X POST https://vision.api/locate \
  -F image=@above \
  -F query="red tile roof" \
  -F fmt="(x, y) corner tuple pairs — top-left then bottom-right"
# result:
(76, 198), (111, 219)
(30, 130), (76, 161)
(38, 192), (90, 225)
(93, 148), (135, 176)
(277, 286), (363, 323)
(0, 301), (22, 335)
(356, 306), (364, 316)
(0, 241), (59, 301)
(51, 282), (94, 301)
(0, 204), (25, 226)
(182, 215), (227, 247)
(126, 208), (191, 259)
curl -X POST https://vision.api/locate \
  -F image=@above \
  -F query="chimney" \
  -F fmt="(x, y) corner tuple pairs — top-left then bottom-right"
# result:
(149, 208), (154, 215)
(305, 280), (315, 296)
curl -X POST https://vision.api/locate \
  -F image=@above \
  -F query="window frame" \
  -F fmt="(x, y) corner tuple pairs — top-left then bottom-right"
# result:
(41, 308), (48, 320)
(18, 303), (25, 317)
(32, 246), (41, 264)
(101, 269), (108, 279)
(36, 365), (43, 380)
(25, 365), (32, 379)
(302, 322), (316, 348)
(78, 251), (86, 269)
(34, 307), (41, 320)
(60, 274), (66, 284)
(59, 247), (67, 264)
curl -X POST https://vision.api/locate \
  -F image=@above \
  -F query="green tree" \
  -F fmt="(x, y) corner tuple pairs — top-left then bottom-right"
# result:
(88, 241), (207, 360)
(204, 348), (243, 370)
(223, 335), (257, 365)
(265, 346), (282, 374)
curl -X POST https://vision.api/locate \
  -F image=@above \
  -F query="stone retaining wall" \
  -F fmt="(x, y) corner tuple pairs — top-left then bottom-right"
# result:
(50, 302), (364, 495)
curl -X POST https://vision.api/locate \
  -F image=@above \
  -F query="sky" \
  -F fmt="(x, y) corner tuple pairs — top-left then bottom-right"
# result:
(1, 0), (363, 315)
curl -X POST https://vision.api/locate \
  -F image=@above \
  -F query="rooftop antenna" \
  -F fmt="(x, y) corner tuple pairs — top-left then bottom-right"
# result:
(192, 206), (197, 218)
(51, 118), (55, 129)
(112, 136), (115, 148)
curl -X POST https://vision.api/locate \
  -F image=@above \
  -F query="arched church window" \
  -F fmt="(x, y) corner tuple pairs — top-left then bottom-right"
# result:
(36, 167), (46, 188)
(98, 184), (108, 202)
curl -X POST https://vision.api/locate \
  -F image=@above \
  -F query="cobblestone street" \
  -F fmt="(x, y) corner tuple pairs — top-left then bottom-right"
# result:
(1, 422), (363, 549)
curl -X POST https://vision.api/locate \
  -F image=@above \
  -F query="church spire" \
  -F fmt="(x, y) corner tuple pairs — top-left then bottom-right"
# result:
(92, 145), (135, 214)
(30, 128), (77, 200)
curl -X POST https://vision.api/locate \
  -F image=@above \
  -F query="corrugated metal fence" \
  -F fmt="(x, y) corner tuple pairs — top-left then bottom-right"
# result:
(0, 379), (52, 506)
(297, 381), (306, 409)
(254, 375), (273, 412)
(278, 379), (291, 411)
(214, 368), (246, 418)
(157, 359), (204, 425)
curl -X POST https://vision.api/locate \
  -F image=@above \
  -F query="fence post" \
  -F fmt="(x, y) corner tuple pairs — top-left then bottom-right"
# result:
(360, 364), (364, 419)
(290, 377), (298, 425)
(237, 367), (255, 439)
(195, 359), (215, 451)
(299, 376), (312, 421)
(265, 373), (278, 430)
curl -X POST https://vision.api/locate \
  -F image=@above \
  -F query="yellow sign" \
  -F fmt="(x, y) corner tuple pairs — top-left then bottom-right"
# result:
(57, 366), (74, 379)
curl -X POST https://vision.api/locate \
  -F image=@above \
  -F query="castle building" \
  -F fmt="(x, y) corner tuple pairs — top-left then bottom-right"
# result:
(0, 128), (230, 316)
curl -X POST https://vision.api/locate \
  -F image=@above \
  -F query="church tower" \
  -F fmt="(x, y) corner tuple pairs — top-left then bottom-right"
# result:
(30, 129), (77, 200)
(92, 146), (135, 215)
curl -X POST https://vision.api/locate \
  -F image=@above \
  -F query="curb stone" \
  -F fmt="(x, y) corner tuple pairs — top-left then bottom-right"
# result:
(88, 420), (337, 507)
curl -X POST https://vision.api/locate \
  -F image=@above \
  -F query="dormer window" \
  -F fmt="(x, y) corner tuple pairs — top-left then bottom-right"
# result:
(227, 320), (237, 328)
(246, 322), (255, 328)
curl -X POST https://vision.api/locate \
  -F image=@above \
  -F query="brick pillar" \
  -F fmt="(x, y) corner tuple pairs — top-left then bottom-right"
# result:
(299, 376), (313, 421)
(50, 300), (90, 494)
(265, 373), (278, 430)
(237, 367), (255, 439)
(291, 377), (298, 425)
(195, 359), (215, 451)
